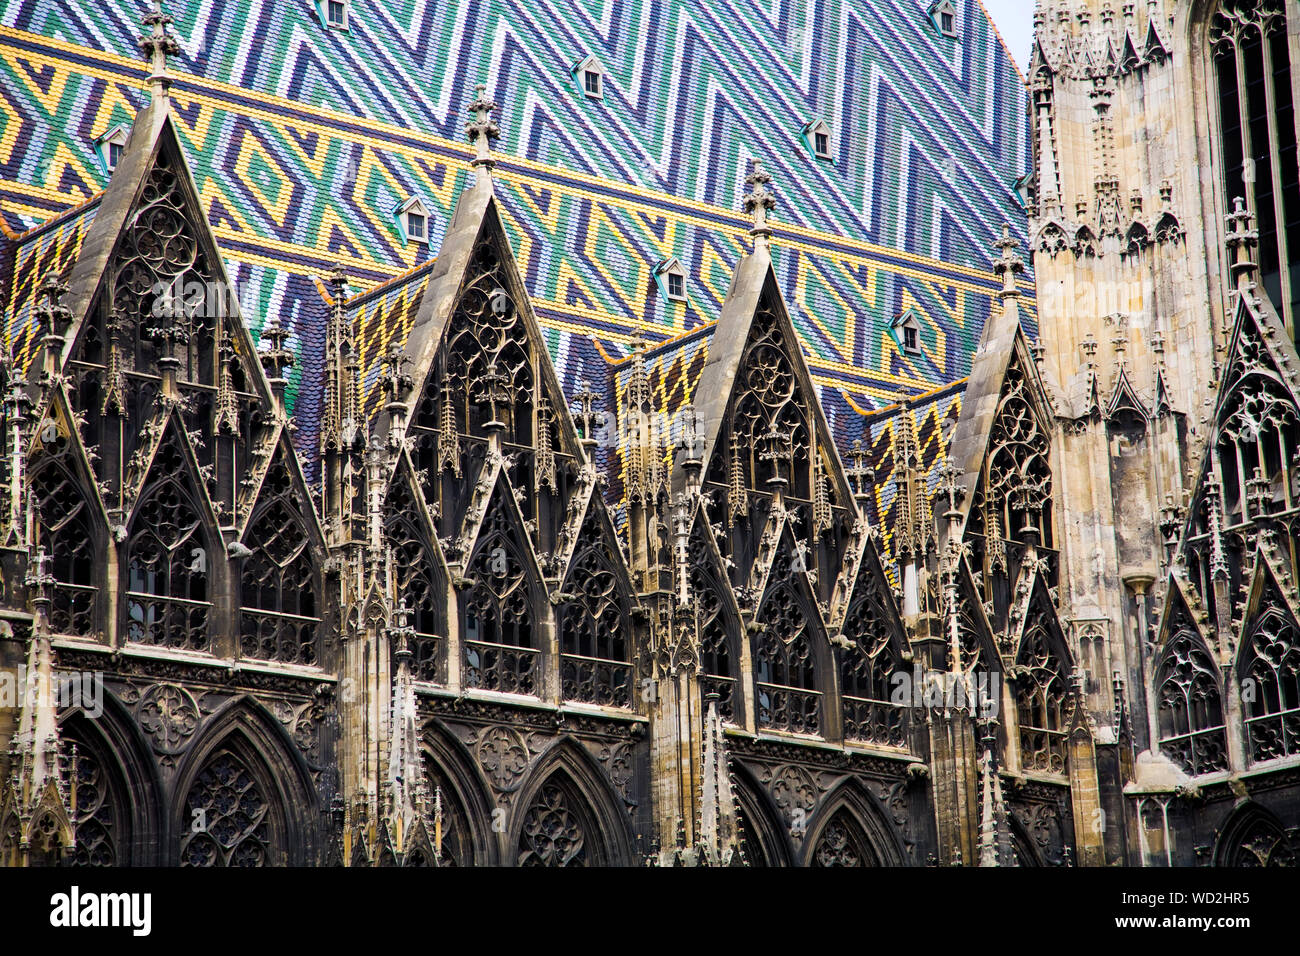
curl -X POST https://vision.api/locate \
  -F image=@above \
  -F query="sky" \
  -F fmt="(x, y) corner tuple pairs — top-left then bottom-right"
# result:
(980, 0), (1034, 73)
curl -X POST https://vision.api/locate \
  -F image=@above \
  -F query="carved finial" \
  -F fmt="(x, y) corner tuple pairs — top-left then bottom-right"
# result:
(677, 403), (705, 475)
(35, 273), (72, 379)
(758, 422), (792, 490)
(388, 598), (416, 663)
(258, 316), (295, 389)
(992, 225), (1024, 301)
(473, 359), (512, 435)
(139, 0), (180, 101)
(380, 343), (414, 406)
(742, 159), (777, 249)
(466, 83), (500, 174)
(1225, 196), (1259, 293)
(847, 438), (874, 503)
(327, 263), (350, 303)
(936, 456), (966, 513)
(572, 379), (601, 452)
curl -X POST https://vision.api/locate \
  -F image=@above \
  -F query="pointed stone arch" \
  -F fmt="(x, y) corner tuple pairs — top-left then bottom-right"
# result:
(688, 510), (746, 724)
(1009, 813), (1043, 866)
(752, 527), (834, 737)
(837, 538), (911, 747)
(386, 458), (451, 684)
(509, 737), (635, 867)
(124, 418), (221, 653)
(1013, 578), (1076, 776)
(801, 778), (908, 867)
(1213, 801), (1298, 866)
(421, 719), (499, 866)
(28, 391), (109, 639)
(58, 690), (164, 866)
(170, 696), (321, 866)
(1153, 582), (1229, 775)
(1235, 557), (1300, 763)
(237, 442), (323, 666)
(729, 761), (793, 867)
(556, 496), (634, 707)
(460, 475), (548, 696)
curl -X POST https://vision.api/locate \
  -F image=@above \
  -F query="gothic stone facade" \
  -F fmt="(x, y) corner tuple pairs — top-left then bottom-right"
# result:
(1, 0), (1299, 868)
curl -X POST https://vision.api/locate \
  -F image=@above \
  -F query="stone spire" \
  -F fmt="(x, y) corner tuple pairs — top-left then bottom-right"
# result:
(381, 600), (437, 865)
(139, 0), (180, 101)
(742, 159), (777, 251)
(1, 352), (34, 547)
(975, 717), (1017, 866)
(695, 693), (744, 866)
(1, 534), (77, 865)
(465, 83), (500, 175)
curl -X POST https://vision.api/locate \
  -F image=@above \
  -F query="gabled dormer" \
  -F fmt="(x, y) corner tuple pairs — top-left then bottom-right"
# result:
(929, 0), (958, 38)
(890, 307), (924, 357)
(95, 124), (130, 174)
(801, 118), (834, 161)
(572, 54), (606, 100)
(653, 256), (688, 303)
(395, 195), (431, 246)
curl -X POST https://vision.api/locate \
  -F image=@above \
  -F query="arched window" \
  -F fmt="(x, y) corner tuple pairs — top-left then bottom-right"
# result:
(983, 360), (1054, 550)
(1015, 621), (1070, 774)
(125, 432), (210, 653)
(1155, 624), (1229, 775)
(689, 520), (741, 723)
(462, 486), (537, 695)
(1215, 804), (1298, 865)
(1210, 0), (1300, 337)
(1239, 607), (1300, 762)
(386, 480), (445, 683)
(754, 541), (822, 736)
(180, 749), (280, 867)
(558, 509), (631, 707)
(1215, 373), (1298, 523)
(811, 808), (880, 867)
(839, 563), (907, 747)
(29, 458), (97, 638)
(239, 459), (319, 665)
(515, 775), (601, 867)
(424, 758), (475, 866)
(65, 733), (126, 867)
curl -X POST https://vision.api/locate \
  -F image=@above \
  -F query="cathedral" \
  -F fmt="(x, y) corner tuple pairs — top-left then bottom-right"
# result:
(0, 0), (1296, 868)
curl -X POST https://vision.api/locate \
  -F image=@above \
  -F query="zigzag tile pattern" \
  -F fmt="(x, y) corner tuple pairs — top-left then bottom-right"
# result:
(848, 380), (965, 576)
(3, 197), (100, 365)
(0, 5), (1032, 501)
(2, 0), (1027, 265)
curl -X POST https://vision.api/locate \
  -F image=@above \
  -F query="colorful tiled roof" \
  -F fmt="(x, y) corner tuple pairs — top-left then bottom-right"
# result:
(0, 4), (1032, 488)
(847, 379), (966, 573)
(2, 196), (101, 368)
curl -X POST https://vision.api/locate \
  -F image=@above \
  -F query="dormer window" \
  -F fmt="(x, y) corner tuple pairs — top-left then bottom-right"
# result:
(323, 0), (348, 29)
(96, 125), (130, 173)
(654, 258), (688, 303)
(573, 55), (606, 100)
(396, 196), (431, 246)
(803, 119), (833, 161)
(931, 1), (958, 38)
(893, 309), (923, 356)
